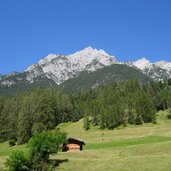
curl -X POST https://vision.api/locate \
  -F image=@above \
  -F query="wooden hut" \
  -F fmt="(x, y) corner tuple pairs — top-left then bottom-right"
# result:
(63, 137), (85, 152)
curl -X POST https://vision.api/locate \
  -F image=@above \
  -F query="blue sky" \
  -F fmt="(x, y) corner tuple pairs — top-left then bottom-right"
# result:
(0, 0), (171, 74)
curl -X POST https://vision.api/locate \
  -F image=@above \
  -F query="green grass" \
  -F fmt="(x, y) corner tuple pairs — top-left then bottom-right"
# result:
(55, 141), (171, 171)
(1, 110), (171, 170)
(0, 142), (28, 157)
(54, 110), (171, 171)
(57, 122), (74, 129)
(57, 110), (171, 144)
(85, 135), (171, 150)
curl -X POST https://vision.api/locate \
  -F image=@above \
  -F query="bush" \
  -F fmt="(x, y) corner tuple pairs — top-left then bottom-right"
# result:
(5, 130), (66, 171)
(28, 130), (66, 171)
(9, 140), (16, 147)
(83, 116), (90, 130)
(167, 114), (171, 119)
(5, 151), (30, 171)
(167, 109), (171, 119)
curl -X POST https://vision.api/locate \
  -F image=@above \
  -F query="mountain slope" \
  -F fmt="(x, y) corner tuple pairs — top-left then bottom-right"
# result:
(0, 64), (152, 96)
(0, 72), (56, 96)
(133, 58), (171, 81)
(58, 64), (152, 93)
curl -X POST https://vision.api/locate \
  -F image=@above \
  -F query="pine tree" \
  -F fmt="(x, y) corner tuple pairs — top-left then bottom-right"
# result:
(83, 115), (90, 130)
(17, 97), (32, 144)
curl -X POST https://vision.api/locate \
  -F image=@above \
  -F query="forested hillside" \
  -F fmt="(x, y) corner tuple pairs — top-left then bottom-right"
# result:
(59, 64), (152, 93)
(0, 73), (56, 97)
(0, 80), (171, 144)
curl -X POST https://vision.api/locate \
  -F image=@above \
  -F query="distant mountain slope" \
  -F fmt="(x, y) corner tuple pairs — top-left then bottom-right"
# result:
(58, 64), (152, 93)
(0, 72), (56, 96)
(0, 64), (151, 96)
(133, 58), (171, 81)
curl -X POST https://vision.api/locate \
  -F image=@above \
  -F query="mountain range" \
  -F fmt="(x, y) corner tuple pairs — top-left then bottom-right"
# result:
(0, 47), (171, 95)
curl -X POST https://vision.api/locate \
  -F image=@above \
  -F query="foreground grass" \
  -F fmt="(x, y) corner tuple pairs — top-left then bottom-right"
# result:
(55, 141), (171, 171)
(85, 135), (171, 150)
(1, 110), (171, 170)
(0, 142), (27, 157)
(55, 110), (171, 171)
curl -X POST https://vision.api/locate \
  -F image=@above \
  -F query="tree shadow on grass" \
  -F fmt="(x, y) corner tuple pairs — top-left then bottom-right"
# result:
(50, 158), (69, 166)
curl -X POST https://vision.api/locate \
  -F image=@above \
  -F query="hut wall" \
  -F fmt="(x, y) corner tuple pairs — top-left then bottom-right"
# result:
(66, 143), (80, 151)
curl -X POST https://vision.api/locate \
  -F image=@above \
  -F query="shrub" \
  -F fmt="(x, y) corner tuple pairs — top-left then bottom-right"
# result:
(5, 130), (66, 171)
(5, 151), (30, 171)
(167, 114), (171, 119)
(28, 130), (66, 171)
(167, 109), (171, 119)
(83, 116), (90, 130)
(9, 140), (16, 147)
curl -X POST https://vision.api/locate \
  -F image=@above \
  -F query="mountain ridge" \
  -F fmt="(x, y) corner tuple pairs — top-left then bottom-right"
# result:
(0, 47), (171, 90)
(24, 47), (117, 85)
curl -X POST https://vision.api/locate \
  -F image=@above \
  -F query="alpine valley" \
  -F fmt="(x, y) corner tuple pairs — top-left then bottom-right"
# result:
(0, 47), (171, 95)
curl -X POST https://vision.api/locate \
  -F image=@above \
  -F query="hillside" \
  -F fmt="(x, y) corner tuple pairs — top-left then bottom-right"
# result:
(0, 73), (56, 96)
(54, 110), (171, 171)
(57, 110), (171, 143)
(59, 64), (152, 93)
(1, 110), (171, 170)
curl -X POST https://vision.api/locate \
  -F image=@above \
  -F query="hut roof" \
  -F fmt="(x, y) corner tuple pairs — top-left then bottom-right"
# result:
(67, 137), (85, 145)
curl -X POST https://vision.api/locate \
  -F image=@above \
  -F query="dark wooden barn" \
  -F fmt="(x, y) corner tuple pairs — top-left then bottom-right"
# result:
(63, 137), (85, 152)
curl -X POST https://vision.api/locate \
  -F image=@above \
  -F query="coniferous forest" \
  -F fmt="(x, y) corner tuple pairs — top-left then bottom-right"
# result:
(0, 79), (171, 144)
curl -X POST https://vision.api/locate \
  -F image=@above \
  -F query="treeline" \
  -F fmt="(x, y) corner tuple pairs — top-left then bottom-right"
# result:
(0, 80), (171, 143)
(0, 88), (81, 144)
(81, 80), (171, 129)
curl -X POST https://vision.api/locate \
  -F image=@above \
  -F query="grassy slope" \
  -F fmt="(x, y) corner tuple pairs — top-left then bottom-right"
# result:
(1, 110), (171, 170)
(57, 111), (171, 144)
(55, 142), (171, 171)
(55, 110), (171, 171)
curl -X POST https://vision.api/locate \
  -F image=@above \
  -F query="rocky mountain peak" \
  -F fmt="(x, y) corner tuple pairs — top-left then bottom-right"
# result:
(68, 47), (115, 59)
(67, 47), (116, 68)
(133, 58), (151, 70)
(154, 60), (171, 71)
(22, 47), (117, 85)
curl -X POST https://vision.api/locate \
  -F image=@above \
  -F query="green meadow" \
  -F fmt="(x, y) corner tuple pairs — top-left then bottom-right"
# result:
(1, 110), (171, 171)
